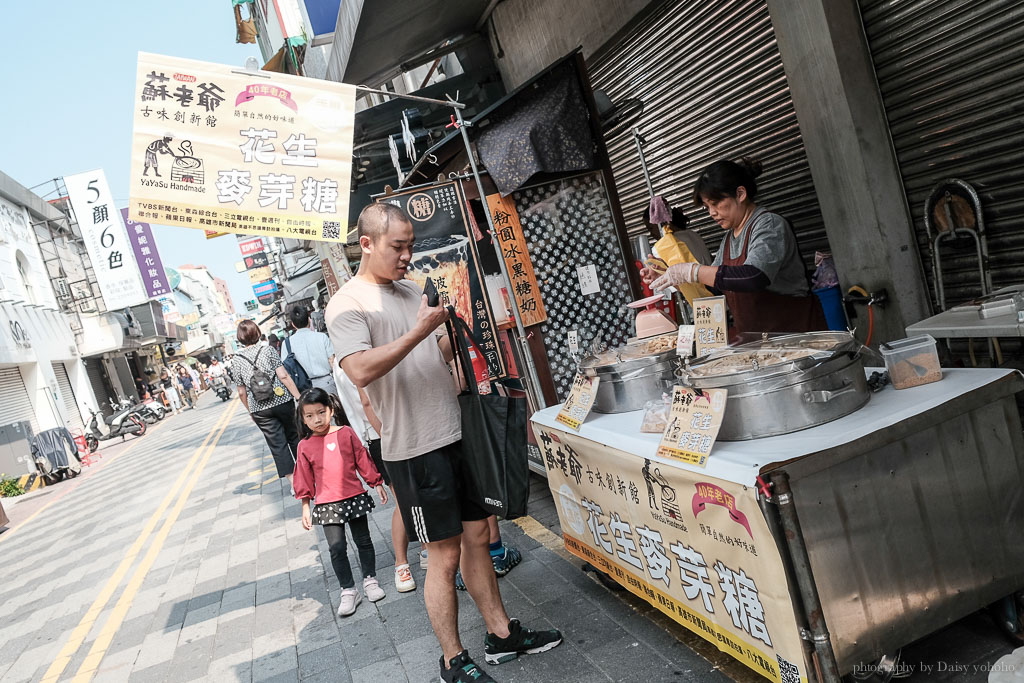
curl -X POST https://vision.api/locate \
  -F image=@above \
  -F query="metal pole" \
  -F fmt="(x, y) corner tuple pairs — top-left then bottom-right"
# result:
(770, 472), (842, 683)
(453, 105), (547, 409)
(354, 85), (467, 109)
(633, 127), (655, 197)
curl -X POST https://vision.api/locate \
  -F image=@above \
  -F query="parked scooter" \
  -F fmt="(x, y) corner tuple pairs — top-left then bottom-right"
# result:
(115, 396), (164, 424)
(85, 402), (147, 452)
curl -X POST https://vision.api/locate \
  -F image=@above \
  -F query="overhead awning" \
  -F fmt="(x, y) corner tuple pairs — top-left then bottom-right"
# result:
(282, 270), (324, 303)
(329, 0), (493, 86)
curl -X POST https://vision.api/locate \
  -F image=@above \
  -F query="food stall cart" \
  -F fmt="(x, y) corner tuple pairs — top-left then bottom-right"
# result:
(531, 359), (1024, 683)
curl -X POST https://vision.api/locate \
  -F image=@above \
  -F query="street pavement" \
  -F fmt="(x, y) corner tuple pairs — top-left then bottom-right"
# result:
(1, 391), (1020, 683)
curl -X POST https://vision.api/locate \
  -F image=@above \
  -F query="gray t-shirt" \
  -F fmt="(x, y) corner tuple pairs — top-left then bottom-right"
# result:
(326, 277), (461, 462)
(712, 207), (810, 297)
(282, 327), (334, 379)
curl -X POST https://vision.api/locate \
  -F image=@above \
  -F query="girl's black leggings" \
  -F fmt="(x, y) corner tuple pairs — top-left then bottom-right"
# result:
(323, 515), (375, 589)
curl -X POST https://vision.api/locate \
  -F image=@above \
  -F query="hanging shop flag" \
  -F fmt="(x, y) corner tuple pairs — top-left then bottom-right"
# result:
(377, 182), (506, 379)
(65, 170), (149, 310)
(128, 52), (356, 242)
(120, 208), (171, 298)
(484, 194), (547, 326)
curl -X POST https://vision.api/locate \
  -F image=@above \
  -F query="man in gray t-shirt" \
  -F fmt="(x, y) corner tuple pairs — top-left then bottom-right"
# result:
(327, 204), (561, 681)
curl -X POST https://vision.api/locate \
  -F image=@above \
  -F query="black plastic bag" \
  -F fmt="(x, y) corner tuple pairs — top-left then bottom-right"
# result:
(446, 309), (529, 519)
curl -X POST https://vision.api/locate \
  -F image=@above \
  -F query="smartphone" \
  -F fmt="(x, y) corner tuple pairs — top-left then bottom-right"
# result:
(423, 277), (440, 307)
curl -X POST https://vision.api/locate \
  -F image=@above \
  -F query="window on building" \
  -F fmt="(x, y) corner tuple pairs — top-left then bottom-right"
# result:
(16, 251), (37, 305)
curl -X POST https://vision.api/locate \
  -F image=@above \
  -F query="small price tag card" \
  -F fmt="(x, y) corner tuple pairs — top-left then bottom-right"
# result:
(556, 372), (600, 431)
(677, 324), (695, 357)
(694, 295), (728, 356)
(656, 386), (728, 467)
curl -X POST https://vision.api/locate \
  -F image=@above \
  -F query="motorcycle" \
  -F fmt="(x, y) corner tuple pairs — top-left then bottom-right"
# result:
(114, 396), (164, 425)
(85, 402), (147, 453)
(211, 376), (231, 402)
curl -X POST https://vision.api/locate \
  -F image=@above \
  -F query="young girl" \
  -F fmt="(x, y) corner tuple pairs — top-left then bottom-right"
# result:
(293, 388), (389, 616)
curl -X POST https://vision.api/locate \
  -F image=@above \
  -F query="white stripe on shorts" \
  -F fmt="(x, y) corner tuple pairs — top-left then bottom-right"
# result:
(411, 505), (429, 544)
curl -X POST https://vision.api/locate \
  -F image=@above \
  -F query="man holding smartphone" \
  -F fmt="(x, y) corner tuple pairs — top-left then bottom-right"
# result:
(326, 203), (561, 683)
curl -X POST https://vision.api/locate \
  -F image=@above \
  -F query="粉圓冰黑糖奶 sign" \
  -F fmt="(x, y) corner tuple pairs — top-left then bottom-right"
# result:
(484, 194), (547, 327)
(534, 425), (808, 683)
(128, 52), (356, 242)
(65, 170), (149, 310)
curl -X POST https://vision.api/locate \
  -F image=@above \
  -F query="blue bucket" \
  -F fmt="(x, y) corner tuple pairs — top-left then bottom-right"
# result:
(813, 285), (846, 331)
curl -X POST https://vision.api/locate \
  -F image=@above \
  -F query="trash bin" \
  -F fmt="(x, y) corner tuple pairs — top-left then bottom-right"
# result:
(813, 285), (847, 331)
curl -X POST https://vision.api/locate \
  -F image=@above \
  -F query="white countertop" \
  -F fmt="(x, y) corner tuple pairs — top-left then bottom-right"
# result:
(532, 368), (1016, 486)
(906, 286), (1024, 338)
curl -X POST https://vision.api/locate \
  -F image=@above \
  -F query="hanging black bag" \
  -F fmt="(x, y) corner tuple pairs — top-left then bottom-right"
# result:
(446, 308), (529, 519)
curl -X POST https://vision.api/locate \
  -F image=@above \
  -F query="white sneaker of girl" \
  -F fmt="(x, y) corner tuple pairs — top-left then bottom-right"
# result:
(364, 576), (386, 602)
(394, 564), (416, 593)
(338, 588), (361, 617)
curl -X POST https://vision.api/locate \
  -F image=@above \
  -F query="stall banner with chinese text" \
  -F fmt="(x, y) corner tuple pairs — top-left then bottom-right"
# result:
(120, 208), (171, 298)
(484, 194), (547, 326)
(377, 182), (506, 378)
(657, 387), (727, 467)
(129, 53), (356, 241)
(694, 295), (728, 356)
(65, 170), (149, 310)
(533, 424), (807, 683)
(555, 373), (599, 430)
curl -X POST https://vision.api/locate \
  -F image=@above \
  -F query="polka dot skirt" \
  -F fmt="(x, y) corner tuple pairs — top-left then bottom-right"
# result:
(311, 492), (375, 526)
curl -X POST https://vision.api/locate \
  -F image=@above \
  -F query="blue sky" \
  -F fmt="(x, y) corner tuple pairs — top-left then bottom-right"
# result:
(0, 1), (262, 313)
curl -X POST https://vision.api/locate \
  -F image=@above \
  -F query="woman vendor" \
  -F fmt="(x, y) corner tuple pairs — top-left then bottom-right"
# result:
(642, 157), (826, 338)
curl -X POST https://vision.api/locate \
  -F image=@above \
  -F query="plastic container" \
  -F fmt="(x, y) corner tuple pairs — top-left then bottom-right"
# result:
(813, 285), (847, 331)
(880, 335), (942, 390)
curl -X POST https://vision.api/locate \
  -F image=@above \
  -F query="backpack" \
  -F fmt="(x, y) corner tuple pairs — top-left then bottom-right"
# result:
(282, 336), (312, 392)
(238, 347), (276, 402)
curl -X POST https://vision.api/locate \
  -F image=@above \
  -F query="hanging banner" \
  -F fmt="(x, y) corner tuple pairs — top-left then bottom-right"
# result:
(244, 252), (269, 269)
(534, 424), (807, 683)
(159, 295), (181, 323)
(238, 236), (265, 256)
(253, 280), (278, 296)
(484, 194), (547, 326)
(248, 266), (273, 283)
(65, 170), (149, 310)
(120, 208), (171, 299)
(377, 182), (506, 379)
(128, 52), (356, 241)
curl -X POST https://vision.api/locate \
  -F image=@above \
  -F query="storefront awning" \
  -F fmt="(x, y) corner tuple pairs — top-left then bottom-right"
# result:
(330, 0), (492, 85)
(282, 270), (323, 303)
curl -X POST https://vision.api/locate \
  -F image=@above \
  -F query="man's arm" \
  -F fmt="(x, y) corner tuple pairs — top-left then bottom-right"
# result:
(341, 295), (448, 387)
(275, 366), (301, 399)
(236, 385), (249, 412)
(358, 387), (383, 436)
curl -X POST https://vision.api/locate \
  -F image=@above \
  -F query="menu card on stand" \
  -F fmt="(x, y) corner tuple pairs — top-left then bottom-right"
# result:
(555, 372), (600, 431)
(693, 295), (728, 356)
(656, 387), (727, 467)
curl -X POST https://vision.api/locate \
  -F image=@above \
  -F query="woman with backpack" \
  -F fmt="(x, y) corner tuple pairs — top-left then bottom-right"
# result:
(229, 319), (303, 483)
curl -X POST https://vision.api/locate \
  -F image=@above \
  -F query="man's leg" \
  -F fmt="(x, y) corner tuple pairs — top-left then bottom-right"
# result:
(391, 489), (410, 566)
(424, 535), (465, 664)
(459, 518), (510, 638)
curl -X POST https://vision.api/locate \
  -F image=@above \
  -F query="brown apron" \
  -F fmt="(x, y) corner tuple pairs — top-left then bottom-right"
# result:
(722, 218), (827, 340)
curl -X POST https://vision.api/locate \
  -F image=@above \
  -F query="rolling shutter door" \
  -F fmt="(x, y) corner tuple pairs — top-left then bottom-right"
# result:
(0, 367), (39, 434)
(85, 358), (115, 416)
(52, 362), (85, 433)
(859, 0), (1024, 306)
(588, 0), (829, 264)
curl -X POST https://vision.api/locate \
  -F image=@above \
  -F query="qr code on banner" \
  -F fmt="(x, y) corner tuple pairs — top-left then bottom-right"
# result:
(321, 221), (341, 240)
(777, 654), (801, 683)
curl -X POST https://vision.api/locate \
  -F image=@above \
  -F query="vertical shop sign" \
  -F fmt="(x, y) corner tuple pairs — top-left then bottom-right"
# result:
(378, 182), (506, 379)
(484, 194), (547, 326)
(121, 208), (171, 298)
(322, 258), (341, 296)
(238, 236), (265, 256)
(128, 52), (356, 241)
(65, 170), (149, 309)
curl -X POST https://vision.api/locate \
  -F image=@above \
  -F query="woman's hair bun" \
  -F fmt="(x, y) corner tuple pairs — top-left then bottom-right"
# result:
(737, 156), (763, 179)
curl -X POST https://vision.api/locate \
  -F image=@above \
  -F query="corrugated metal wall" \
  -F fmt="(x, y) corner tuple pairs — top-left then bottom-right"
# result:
(860, 0), (1024, 306)
(587, 0), (828, 266)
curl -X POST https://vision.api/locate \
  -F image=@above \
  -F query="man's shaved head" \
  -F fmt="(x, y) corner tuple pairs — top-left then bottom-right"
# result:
(357, 203), (411, 243)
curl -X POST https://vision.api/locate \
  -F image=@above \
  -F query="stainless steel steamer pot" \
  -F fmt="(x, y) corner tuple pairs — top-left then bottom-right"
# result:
(581, 347), (680, 414)
(681, 332), (870, 440)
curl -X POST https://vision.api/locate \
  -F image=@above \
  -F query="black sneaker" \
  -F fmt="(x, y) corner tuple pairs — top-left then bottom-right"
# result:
(439, 650), (496, 683)
(484, 618), (563, 665)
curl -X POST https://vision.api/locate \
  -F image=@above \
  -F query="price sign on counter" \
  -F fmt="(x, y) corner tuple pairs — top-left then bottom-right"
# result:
(556, 372), (600, 431)
(656, 386), (728, 467)
(694, 295), (728, 356)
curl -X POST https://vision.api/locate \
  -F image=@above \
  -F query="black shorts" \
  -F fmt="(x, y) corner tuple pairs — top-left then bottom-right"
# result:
(384, 441), (490, 544)
(367, 438), (390, 487)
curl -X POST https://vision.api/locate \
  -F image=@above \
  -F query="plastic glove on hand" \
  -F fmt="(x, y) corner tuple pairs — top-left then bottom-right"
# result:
(650, 262), (698, 292)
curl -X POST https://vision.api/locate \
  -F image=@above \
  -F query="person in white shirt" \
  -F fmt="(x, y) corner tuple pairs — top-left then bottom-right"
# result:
(208, 358), (227, 386)
(282, 304), (338, 395)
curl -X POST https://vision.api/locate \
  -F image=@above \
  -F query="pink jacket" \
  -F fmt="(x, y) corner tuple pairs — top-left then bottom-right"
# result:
(293, 426), (383, 505)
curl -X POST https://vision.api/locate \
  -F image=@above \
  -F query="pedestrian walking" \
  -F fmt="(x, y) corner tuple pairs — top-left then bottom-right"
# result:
(282, 303), (338, 395)
(228, 319), (303, 483)
(327, 203), (562, 682)
(176, 365), (197, 409)
(158, 368), (183, 414)
(188, 363), (203, 393)
(293, 388), (388, 617)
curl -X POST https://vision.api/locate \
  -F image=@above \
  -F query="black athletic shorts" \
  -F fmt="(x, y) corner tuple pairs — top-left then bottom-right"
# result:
(384, 440), (489, 544)
(367, 438), (390, 487)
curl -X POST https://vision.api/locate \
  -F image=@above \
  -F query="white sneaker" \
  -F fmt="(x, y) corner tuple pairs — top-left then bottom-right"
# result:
(419, 549), (428, 570)
(363, 577), (385, 602)
(394, 564), (416, 593)
(337, 588), (361, 617)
